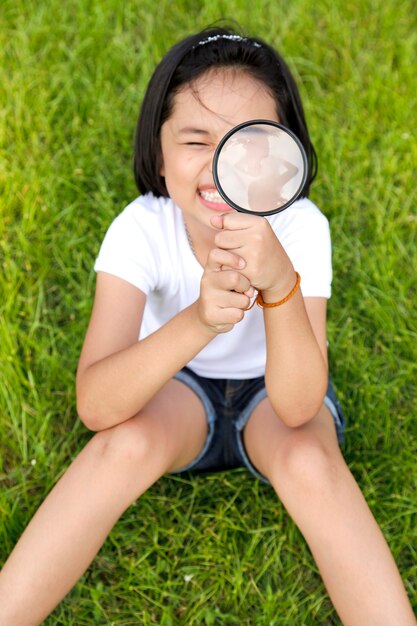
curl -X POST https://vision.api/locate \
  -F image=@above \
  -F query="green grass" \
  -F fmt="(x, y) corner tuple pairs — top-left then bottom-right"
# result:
(1, 0), (416, 623)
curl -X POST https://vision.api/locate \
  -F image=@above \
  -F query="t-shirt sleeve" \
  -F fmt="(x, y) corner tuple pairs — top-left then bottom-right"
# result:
(271, 201), (332, 298)
(93, 204), (158, 295)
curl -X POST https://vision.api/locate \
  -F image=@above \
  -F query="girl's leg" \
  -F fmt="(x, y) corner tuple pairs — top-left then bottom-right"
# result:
(243, 401), (416, 626)
(0, 379), (207, 626)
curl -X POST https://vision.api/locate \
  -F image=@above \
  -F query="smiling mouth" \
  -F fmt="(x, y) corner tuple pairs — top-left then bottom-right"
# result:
(199, 189), (225, 203)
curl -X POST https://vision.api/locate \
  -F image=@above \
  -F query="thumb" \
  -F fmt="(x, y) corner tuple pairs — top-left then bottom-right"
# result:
(210, 214), (225, 230)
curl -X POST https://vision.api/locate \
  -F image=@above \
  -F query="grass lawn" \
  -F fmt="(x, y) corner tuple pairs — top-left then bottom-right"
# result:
(1, 0), (416, 623)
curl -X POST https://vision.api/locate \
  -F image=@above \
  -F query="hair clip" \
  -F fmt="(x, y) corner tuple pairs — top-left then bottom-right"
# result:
(195, 34), (261, 49)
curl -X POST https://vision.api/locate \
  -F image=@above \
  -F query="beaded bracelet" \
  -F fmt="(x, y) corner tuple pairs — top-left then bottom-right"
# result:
(245, 272), (301, 310)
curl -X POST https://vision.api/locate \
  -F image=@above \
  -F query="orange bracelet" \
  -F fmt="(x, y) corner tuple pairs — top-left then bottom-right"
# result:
(245, 272), (301, 310)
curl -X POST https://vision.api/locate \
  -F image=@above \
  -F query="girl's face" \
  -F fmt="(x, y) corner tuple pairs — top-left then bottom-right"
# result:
(160, 69), (279, 232)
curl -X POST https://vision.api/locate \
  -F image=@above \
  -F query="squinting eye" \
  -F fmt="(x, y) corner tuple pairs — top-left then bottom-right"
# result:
(186, 142), (208, 146)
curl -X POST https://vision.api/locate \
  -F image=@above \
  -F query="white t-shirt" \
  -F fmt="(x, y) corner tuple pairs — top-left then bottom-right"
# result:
(94, 193), (332, 378)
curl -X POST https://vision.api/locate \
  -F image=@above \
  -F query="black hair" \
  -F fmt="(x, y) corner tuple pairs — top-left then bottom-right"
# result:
(134, 25), (317, 197)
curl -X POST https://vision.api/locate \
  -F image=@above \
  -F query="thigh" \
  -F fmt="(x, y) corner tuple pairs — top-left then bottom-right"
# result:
(243, 398), (343, 482)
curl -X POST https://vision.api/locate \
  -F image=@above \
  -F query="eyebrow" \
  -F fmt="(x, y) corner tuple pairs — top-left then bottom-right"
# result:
(177, 127), (211, 136)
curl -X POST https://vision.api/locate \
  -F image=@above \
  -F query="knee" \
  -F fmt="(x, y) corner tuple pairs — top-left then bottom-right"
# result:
(270, 431), (343, 496)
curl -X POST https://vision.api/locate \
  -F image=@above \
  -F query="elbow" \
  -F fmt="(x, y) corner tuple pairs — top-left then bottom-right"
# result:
(276, 406), (320, 429)
(76, 373), (102, 431)
(76, 373), (116, 431)
(76, 400), (102, 432)
(76, 391), (111, 432)
(76, 390), (138, 432)
(266, 380), (328, 429)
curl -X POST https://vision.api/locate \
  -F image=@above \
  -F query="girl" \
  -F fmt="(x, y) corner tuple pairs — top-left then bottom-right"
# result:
(0, 26), (415, 626)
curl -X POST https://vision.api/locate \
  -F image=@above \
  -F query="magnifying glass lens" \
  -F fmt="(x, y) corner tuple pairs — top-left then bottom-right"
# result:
(213, 121), (308, 216)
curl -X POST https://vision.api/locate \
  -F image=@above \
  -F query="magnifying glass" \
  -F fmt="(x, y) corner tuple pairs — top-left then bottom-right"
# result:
(213, 120), (308, 217)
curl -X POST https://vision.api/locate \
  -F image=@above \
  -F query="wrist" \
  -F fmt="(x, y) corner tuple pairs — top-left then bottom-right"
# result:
(260, 270), (300, 305)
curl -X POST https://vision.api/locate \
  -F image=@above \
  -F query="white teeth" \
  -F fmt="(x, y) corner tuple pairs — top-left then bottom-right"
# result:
(200, 189), (223, 203)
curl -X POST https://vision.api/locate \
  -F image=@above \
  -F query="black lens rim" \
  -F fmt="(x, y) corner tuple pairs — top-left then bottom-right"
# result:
(212, 119), (308, 217)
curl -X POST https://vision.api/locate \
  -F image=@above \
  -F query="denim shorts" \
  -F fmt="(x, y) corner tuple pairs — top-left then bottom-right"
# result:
(172, 367), (346, 483)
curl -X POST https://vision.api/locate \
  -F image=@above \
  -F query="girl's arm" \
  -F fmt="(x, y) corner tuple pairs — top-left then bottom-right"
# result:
(212, 212), (328, 427)
(76, 273), (211, 431)
(261, 288), (328, 426)
(76, 249), (251, 431)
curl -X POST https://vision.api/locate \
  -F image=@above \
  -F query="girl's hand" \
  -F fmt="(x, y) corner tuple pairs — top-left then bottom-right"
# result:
(198, 248), (254, 334)
(211, 212), (295, 298)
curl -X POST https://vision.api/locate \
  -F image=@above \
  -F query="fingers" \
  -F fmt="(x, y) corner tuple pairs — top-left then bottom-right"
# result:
(220, 267), (251, 295)
(210, 212), (261, 231)
(198, 242), (256, 334)
(198, 269), (252, 334)
(206, 247), (246, 272)
(210, 213), (287, 294)
(202, 263), (252, 295)
(198, 287), (250, 333)
(211, 213), (267, 251)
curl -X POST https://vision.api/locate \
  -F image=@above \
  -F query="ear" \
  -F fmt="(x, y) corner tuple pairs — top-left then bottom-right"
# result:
(159, 154), (165, 177)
